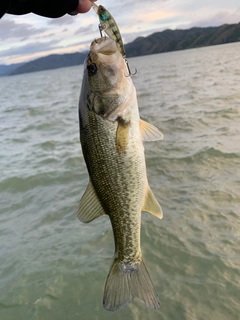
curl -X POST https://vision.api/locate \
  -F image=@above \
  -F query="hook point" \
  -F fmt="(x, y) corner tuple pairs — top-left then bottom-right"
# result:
(125, 59), (137, 77)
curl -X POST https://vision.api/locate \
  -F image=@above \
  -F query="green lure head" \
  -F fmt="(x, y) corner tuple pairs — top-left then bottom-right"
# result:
(98, 5), (109, 22)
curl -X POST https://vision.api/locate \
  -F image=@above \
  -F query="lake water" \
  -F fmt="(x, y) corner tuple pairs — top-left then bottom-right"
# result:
(0, 42), (240, 320)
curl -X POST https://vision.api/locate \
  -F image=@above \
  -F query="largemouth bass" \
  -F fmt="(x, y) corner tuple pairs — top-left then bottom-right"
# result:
(78, 36), (163, 311)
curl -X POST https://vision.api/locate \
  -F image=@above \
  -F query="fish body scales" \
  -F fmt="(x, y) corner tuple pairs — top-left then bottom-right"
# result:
(80, 109), (145, 263)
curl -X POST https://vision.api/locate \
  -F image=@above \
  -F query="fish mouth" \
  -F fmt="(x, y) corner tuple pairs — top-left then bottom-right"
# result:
(90, 37), (117, 56)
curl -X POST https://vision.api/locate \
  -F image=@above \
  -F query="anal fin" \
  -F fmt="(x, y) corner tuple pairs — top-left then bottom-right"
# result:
(142, 186), (163, 219)
(77, 180), (106, 223)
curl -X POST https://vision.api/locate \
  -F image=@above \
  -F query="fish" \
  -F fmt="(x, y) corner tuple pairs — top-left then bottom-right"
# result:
(77, 36), (163, 311)
(91, 2), (126, 58)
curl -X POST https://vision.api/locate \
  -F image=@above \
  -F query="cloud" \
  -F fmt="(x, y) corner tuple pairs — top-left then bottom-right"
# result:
(0, 36), (94, 62)
(136, 10), (177, 24)
(0, 18), (47, 40)
(0, 39), (60, 58)
(178, 8), (240, 29)
(106, 0), (168, 12)
(74, 24), (96, 35)
(195, 9), (240, 27)
(48, 15), (76, 25)
(1, 0), (240, 65)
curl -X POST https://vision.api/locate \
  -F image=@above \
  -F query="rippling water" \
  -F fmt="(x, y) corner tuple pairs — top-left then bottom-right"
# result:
(0, 42), (240, 320)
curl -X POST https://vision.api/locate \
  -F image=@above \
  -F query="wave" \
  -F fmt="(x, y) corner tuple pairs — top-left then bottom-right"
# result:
(158, 147), (240, 164)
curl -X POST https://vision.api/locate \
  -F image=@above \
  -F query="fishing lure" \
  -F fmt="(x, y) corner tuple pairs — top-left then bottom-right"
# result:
(91, 2), (136, 76)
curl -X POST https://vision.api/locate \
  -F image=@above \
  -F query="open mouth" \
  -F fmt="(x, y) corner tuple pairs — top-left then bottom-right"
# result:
(90, 37), (117, 55)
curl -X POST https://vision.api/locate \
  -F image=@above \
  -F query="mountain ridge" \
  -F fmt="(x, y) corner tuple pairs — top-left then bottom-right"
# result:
(125, 23), (240, 56)
(10, 52), (87, 76)
(2, 23), (240, 76)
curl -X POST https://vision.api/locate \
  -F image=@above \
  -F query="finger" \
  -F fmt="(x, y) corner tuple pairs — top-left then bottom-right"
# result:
(74, 0), (97, 14)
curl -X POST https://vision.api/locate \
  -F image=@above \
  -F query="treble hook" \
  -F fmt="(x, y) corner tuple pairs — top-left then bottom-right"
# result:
(125, 58), (137, 77)
(98, 24), (104, 37)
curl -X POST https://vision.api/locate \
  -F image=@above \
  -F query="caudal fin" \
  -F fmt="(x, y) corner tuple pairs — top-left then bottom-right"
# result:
(103, 258), (160, 311)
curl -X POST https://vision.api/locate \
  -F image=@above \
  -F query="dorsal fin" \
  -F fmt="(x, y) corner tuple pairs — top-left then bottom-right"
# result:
(142, 185), (163, 219)
(139, 119), (164, 141)
(77, 181), (106, 223)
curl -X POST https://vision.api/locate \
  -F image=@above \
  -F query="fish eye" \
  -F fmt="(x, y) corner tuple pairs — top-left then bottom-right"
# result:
(87, 63), (97, 76)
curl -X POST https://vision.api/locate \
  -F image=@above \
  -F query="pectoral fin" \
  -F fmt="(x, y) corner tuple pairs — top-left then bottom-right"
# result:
(116, 120), (130, 154)
(77, 180), (106, 223)
(142, 186), (163, 219)
(139, 119), (164, 141)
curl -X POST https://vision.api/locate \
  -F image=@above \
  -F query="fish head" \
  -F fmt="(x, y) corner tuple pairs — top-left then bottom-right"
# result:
(85, 37), (127, 94)
(79, 37), (135, 124)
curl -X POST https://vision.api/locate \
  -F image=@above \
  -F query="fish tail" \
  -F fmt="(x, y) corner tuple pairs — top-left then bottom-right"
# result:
(103, 258), (160, 311)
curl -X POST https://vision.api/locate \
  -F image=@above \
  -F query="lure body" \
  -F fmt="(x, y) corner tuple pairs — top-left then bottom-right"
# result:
(92, 2), (126, 58)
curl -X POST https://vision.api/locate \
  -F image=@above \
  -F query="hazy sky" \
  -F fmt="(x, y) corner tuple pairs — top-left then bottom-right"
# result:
(0, 0), (239, 65)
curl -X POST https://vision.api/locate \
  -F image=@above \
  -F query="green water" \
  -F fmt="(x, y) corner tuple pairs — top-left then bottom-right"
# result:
(0, 43), (240, 320)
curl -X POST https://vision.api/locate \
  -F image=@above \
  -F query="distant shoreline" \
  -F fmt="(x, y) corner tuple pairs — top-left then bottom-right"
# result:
(1, 23), (239, 76)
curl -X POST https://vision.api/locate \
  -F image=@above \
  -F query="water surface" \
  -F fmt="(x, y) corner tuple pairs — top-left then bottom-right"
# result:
(0, 42), (240, 320)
